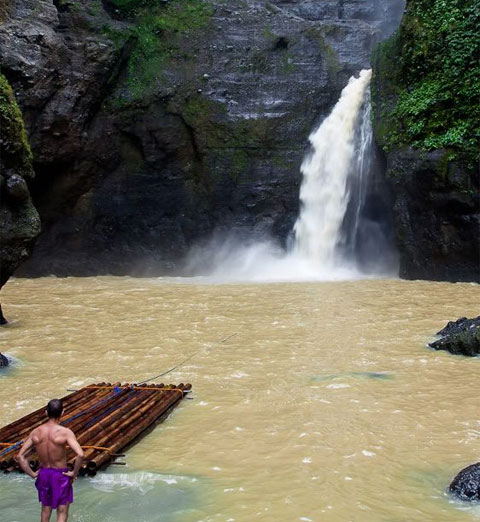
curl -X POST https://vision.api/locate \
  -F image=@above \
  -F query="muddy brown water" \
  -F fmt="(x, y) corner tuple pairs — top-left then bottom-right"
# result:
(0, 277), (479, 521)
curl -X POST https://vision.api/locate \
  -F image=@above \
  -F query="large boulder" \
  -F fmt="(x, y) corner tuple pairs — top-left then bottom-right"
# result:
(449, 463), (480, 502)
(429, 317), (480, 356)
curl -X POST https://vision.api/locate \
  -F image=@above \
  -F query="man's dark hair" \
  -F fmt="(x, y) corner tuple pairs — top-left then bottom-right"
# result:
(46, 399), (63, 419)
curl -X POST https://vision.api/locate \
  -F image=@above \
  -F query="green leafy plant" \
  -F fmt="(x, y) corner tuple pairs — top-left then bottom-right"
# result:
(372, 0), (480, 167)
(107, 0), (214, 100)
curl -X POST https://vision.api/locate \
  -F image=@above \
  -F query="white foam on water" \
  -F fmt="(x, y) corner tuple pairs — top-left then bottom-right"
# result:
(89, 471), (196, 495)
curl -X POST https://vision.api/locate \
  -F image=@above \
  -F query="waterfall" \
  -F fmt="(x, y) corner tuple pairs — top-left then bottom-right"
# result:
(186, 68), (397, 281)
(292, 69), (373, 269)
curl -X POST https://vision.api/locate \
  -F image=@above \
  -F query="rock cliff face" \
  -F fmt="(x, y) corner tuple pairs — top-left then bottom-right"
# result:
(0, 0), (404, 276)
(0, 72), (40, 291)
(371, 0), (480, 282)
(377, 148), (479, 282)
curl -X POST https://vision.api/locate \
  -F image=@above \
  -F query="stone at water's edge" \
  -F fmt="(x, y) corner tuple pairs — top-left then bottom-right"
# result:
(449, 463), (480, 502)
(0, 353), (8, 367)
(429, 317), (480, 357)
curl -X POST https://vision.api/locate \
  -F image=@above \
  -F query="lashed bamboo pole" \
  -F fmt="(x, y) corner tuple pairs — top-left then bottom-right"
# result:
(0, 385), (101, 442)
(70, 390), (157, 461)
(0, 395), (117, 467)
(0, 385), (108, 445)
(85, 385), (190, 470)
(76, 388), (168, 466)
(62, 386), (131, 434)
(78, 387), (185, 469)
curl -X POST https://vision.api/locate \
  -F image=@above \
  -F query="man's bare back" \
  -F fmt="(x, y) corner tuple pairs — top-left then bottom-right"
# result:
(31, 422), (76, 469)
(17, 399), (83, 522)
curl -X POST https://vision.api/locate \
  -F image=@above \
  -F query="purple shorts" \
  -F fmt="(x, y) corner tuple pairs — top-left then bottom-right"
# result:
(35, 467), (73, 508)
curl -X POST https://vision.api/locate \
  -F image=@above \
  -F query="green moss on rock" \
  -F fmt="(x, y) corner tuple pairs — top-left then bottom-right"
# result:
(372, 0), (480, 167)
(0, 73), (34, 179)
(109, 0), (214, 100)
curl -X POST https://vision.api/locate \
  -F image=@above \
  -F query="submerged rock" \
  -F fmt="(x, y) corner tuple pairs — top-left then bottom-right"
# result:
(429, 317), (480, 356)
(0, 352), (8, 367)
(449, 463), (480, 502)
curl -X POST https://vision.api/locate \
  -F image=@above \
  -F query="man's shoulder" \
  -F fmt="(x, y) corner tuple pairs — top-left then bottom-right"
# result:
(58, 425), (73, 436)
(31, 424), (45, 435)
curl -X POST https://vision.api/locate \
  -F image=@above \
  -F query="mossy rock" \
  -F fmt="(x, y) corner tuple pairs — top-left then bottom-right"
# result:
(0, 73), (34, 179)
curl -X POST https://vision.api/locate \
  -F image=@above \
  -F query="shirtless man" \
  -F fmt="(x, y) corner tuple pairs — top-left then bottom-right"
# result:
(17, 399), (84, 522)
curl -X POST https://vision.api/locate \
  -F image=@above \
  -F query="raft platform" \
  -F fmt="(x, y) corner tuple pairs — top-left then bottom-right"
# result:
(0, 382), (191, 476)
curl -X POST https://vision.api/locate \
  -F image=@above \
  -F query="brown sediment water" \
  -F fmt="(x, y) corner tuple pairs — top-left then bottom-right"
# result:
(0, 276), (479, 521)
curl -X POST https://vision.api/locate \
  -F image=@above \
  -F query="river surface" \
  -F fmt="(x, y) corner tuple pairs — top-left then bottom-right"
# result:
(0, 276), (479, 522)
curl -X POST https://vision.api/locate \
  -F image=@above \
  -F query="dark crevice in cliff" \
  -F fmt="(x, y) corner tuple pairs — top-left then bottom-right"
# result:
(176, 110), (210, 191)
(273, 37), (289, 50)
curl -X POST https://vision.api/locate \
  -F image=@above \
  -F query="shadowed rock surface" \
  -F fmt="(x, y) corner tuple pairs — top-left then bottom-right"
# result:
(429, 317), (480, 356)
(0, 70), (41, 316)
(0, 0), (404, 276)
(449, 463), (480, 502)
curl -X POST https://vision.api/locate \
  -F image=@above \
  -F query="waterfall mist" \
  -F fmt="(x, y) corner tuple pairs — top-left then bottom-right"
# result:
(184, 70), (398, 282)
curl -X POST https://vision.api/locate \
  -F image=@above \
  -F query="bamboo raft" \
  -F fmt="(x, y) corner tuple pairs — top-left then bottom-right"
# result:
(0, 382), (191, 476)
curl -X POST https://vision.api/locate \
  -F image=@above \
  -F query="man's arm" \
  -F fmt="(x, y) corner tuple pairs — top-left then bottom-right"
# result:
(63, 429), (84, 480)
(17, 435), (38, 479)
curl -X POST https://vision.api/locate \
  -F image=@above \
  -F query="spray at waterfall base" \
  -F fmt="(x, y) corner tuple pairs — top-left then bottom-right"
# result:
(185, 70), (398, 282)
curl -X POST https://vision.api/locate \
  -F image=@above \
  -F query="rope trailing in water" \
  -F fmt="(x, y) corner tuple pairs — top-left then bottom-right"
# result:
(138, 332), (238, 384)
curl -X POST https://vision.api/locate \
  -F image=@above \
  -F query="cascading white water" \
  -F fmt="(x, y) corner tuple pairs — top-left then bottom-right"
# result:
(292, 69), (372, 268)
(186, 68), (397, 281)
